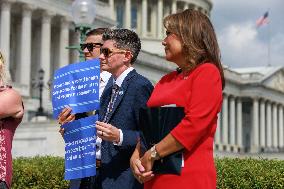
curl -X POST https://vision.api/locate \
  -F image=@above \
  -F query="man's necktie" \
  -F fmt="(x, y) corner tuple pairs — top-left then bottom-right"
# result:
(102, 83), (119, 123)
(101, 84), (119, 164)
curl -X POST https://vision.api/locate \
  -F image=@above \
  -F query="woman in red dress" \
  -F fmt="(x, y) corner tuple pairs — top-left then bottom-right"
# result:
(130, 9), (225, 189)
(0, 51), (24, 189)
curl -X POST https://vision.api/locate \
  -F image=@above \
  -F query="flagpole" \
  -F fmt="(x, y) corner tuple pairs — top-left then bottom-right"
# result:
(267, 10), (271, 67)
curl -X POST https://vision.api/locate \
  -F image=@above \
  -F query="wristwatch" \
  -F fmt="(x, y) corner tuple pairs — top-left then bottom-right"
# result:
(150, 145), (161, 160)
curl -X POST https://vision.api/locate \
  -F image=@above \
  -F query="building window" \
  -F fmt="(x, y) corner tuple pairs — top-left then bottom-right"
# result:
(131, 5), (137, 29)
(116, 3), (124, 28)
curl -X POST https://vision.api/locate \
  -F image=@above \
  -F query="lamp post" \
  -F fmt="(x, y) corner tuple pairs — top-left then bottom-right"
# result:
(67, 0), (97, 61)
(35, 68), (45, 116)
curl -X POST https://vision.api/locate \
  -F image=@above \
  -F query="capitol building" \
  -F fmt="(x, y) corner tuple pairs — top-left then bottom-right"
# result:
(0, 0), (283, 157)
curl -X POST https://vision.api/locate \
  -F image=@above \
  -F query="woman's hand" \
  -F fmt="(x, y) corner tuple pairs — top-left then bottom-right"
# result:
(130, 140), (155, 183)
(138, 171), (155, 183)
(140, 149), (155, 172)
(137, 156), (155, 184)
(130, 140), (144, 182)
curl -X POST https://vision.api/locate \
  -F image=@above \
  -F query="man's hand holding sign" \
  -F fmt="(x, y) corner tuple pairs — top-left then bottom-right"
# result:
(52, 59), (100, 180)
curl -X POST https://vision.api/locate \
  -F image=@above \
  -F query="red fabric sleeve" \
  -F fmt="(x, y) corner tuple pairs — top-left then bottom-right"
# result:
(171, 64), (223, 151)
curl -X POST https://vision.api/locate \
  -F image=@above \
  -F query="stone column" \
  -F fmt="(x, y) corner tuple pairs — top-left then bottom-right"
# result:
(229, 96), (236, 146)
(19, 4), (33, 90)
(260, 99), (266, 148)
(69, 31), (80, 64)
(142, 0), (148, 37)
(266, 102), (272, 148)
(272, 103), (278, 149)
(148, 2), (156, 37)
(279, 105), (284, 148)
(0, 1), (11, 77)
(40, 11), (54, 107)
(157, 0), (163, 39)
(125, 0), (131, 29)
(136, 3), (141, 35)
(40, 11), (53, 79)
(183, 2), (189, 10)
(171, 0), (177, 14)
(109, 0), (115, 20)
(58, 17), (70, 68)
(251, 98), (259, 152)
(222, 94), (228, 147)
(237, 98), (243, 148)
(215, 113), (221, 145)
(141, 0), (147, 37)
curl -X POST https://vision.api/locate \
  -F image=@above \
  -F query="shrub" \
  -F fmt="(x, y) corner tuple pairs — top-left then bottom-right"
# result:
(12, 156), (69, 189)
(12, 156), (284, 189)
(216, 158), (284, 189)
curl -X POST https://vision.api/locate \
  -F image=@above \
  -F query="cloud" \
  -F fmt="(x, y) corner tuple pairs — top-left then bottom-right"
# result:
(211, 0), (284, 68)
(218, 22), (272, 68)
(271, 33), (284, 65)
(222, 22), (258, 50)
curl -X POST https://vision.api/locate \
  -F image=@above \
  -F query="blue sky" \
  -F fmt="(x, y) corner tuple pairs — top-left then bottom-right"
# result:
(211, 0), (284, 68)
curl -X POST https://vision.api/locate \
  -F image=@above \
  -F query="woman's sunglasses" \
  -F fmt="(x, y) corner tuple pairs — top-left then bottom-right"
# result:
(80, 43), (103, 52)
(100, 48), (127, 58)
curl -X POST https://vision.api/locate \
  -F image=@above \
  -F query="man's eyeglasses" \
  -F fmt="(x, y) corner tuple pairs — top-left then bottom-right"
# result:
(100, 48), (127, 58)
(80, 43), (103, 52)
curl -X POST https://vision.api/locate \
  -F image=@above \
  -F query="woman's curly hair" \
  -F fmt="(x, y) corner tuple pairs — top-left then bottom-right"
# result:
(0, 51), (7, 85)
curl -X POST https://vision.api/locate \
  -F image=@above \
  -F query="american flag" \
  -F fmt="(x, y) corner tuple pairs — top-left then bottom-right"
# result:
(256, 11), (269, 27)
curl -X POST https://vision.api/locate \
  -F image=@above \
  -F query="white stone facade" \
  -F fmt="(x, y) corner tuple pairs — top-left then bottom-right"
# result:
(216, 66), (284, 153)
(1, 0), (283, 157)
(104, 0), (212, 56)
(105, 0), (211, 37)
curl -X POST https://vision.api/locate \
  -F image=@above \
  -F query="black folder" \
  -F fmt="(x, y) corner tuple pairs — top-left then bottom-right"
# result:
(138, 106), (185, 175)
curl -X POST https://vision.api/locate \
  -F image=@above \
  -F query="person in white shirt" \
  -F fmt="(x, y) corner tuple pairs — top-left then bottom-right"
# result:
(57, 28), (111, 189)
(58, 28), (111, 124)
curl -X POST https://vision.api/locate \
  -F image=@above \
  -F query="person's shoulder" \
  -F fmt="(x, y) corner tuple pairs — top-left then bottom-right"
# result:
(159, 70), (178, 82)
(187, 63), (219, 79)
(193, 63), (219, 74)
(133, 72), (153, 86)
(0, 87), (24, 118)
(127, 72), (153, 94)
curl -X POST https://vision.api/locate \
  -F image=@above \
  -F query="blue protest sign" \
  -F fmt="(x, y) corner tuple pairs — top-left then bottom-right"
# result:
(52, 59), (100, 118)
(61, 115), (98, 180)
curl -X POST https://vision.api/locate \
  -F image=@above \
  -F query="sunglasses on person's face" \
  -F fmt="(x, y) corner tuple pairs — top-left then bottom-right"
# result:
(80, 43), (103, 52)
(100, 47), (127, 58)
